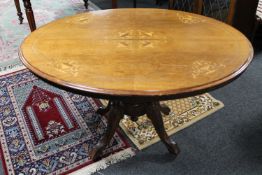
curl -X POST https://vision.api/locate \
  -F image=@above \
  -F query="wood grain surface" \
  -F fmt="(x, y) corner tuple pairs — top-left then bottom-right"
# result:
(19, 8), (253, 97)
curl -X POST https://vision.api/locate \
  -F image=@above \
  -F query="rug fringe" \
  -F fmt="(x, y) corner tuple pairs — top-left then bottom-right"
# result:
(70, 148), (135, 175)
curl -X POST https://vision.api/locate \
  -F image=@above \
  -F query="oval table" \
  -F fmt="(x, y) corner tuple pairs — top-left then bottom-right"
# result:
(19, 9), (253, 160)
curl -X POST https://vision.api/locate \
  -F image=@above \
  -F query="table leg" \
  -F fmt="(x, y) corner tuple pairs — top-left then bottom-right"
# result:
(14, 0), (24, 24)
(90, 101), (124, 160)
(22, 0), (36, 32)
(146, 102), (180, 155)
(83, 0), (88, 9)
(96, 100), (112, 116)
(133, 0), (137, 8)
(156, 0), (164, 5)
(112, 0), (117, 8)
(160, 103), (171, 115)
(168, 0), (175, 9)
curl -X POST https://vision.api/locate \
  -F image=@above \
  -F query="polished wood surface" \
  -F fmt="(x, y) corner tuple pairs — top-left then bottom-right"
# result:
(20, 9), (253, 97)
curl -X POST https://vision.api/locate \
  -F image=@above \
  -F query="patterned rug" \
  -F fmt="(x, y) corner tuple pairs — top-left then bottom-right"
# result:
(0, 69), (135, 175)
(103, 94), (224, 150)
(0, 0), (100, 75)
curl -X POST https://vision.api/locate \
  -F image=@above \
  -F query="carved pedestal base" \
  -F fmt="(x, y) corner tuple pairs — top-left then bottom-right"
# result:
(90, 100), (180, 161)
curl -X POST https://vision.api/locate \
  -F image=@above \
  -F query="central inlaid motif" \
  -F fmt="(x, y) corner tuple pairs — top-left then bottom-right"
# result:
(118, 30), (154, 39)
(108, 30), (167, 49)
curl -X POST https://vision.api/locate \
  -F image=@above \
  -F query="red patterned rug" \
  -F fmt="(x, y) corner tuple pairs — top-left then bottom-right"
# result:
(0, 69), (135, 175)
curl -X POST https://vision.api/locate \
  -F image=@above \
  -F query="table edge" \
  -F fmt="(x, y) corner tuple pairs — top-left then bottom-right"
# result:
(19, 48), (254, 98)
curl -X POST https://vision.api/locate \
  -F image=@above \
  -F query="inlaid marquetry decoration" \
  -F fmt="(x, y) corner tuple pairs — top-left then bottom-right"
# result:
(192, 60), (226, 78)
(111, 30), (167, 49)
(65, 15), (90, 24)
(176, 13), (206, 24)
(47, 59), (79, 77)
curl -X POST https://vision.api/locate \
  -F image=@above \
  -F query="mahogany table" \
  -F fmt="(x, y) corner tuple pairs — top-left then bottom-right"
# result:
(19, 9), (253, 160)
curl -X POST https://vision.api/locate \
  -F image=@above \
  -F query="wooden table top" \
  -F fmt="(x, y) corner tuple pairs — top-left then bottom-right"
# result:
(19, 8), (253, 97)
